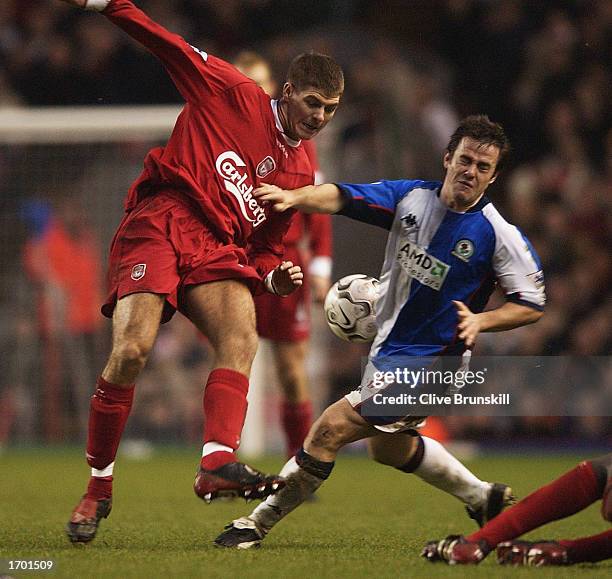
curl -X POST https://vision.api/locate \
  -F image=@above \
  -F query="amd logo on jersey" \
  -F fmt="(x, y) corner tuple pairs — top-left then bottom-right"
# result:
(397, 241), (450, 291)
(215, 150), (266, 227)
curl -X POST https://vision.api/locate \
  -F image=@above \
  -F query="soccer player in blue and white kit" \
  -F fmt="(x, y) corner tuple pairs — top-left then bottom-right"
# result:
(215, 115), (545, 549)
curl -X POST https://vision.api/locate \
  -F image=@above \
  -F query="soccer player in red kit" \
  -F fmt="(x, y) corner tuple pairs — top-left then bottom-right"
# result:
(234, 52), (332, 457)
(57, 0), (344, 544)
(423, 454), (612, 566)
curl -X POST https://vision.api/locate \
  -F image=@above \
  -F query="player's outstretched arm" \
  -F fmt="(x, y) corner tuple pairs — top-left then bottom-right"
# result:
(453, 301), (543, 348)
(254, 184), (344, 214)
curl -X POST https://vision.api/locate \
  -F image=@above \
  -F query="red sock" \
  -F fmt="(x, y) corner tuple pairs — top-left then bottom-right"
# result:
(468, 461), (601, 548)
(281, 400), (313, 458)
(559, 530), (612, 563)
(87, 475), (113, 500)
(86, 377), (135, 471)
(200, 369), (248, 470)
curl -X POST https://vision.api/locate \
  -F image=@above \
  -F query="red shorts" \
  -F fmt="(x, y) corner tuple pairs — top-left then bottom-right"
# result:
(102, 192), (261, 323)
(254, 246), (310, 342)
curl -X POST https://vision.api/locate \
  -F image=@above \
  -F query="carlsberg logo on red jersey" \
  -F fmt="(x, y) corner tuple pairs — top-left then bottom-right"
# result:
(215, 151), (266, 227)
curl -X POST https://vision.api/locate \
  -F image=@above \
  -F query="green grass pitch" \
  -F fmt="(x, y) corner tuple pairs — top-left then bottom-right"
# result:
(1, 449), (609, 578)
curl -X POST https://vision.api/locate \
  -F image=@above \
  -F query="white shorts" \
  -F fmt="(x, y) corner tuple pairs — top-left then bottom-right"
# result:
(344, 359), (427, 433)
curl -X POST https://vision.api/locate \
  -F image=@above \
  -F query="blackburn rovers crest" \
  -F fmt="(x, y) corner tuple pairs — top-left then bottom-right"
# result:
(452, 239), (475, 262)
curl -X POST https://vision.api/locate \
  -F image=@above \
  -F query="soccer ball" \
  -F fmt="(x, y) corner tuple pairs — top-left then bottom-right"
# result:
(324, 274), (380, 343)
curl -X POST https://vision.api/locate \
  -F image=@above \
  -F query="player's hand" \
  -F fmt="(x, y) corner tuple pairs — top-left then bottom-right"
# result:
(59, 0), (87, 7)
(310, 275), (331, 304)
(453, 300), (481, 348)
(254, 184), (296, 212)
(271, 261), (303, 296)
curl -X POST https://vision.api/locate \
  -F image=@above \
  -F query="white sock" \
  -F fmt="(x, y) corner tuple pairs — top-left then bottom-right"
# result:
(92, 462), (114, 477)
(413, 437), (489, 508)
(250, 456), (327, 533)
(202, 442), (233, 457)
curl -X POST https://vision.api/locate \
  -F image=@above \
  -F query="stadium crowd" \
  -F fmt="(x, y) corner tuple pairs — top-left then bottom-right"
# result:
(0, 0), (609, 446)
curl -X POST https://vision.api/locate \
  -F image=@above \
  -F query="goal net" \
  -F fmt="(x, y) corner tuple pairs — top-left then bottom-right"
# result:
(0, 105), (316, 455)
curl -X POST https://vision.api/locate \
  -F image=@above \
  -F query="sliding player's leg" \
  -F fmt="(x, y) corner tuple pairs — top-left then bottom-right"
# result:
(185, 279), (285, 502)
(423, 454), (611, 565)
(495, 530), (612, 567)
(369, 432), (513, 526)
(66, 292), (164, 543)
(214, 397), (377, 548)
(496, 453), (612, 566)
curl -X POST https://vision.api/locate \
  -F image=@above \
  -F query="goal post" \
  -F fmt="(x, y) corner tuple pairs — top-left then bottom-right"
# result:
(0, 106), (182, 143)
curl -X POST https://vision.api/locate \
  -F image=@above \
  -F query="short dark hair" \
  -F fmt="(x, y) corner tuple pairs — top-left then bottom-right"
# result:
(287, 52), (344, 97)
(446, 115), (511, 173)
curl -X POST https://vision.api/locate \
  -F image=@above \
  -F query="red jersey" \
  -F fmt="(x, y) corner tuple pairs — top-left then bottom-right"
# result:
(103, 0), (315, 278)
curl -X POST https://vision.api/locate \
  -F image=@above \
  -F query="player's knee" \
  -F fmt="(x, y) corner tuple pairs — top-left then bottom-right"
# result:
(589, 454), (612, 480)
(369, 436), (418, 468)
(110, 339), (152, 373)
(370, 446), (399, 467)
(588, 454), (612, 522)
(309, 410), (351, 453)
(602, 482), (612, 522)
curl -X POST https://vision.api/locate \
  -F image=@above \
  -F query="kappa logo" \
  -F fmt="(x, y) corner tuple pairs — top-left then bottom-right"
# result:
(400, 213), (419, 242)
(256, 156), (276, 178)
(131, 263), (146, 281)
(527, 270), (545, 290)
(452, 239), (475, 262)
(215, 150), (266, 227)
(401, 213), (418, 229)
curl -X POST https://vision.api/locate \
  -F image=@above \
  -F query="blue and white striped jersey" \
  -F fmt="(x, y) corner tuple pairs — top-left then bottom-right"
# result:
(337, 179), (545, 359)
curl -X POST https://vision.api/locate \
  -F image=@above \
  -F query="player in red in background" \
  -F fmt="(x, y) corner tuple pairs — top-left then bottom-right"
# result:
(57, 0), (343, 544)
(233, 52), (332, 457)
(422, 453), (612, 566)
(22, 199), (103, 440)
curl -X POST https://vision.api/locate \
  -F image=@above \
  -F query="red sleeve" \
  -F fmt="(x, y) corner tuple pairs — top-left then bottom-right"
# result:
(304, 213), (332, 258)
(103, 0), (246, 104)
(246, 210), (296, 294)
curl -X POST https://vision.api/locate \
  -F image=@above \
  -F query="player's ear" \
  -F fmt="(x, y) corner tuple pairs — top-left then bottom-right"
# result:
(443, 151), (451, 169)
(489, 173), (498, 184)
(282, 82), (294, 99)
